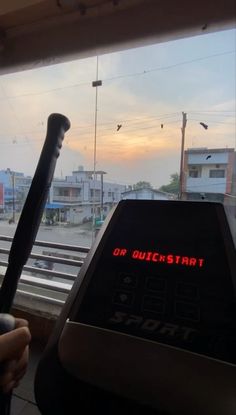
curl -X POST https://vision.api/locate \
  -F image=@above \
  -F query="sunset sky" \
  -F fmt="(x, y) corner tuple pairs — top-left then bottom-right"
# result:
(0, 28), (235, 188)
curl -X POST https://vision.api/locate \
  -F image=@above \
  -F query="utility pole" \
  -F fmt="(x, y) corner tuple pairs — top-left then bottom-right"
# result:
(100, 172), (104, 221)
(179, 112), (187, 200)
(7, 168), (16, 223)
(92, 56), (102, 239)
(12, 172), (15, 223)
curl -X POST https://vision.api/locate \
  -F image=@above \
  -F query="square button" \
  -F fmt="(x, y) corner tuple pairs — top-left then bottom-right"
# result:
(113, 290), (134, 307)
(175, 301), (200, 322)
(142, 295), (165, 314)
(118, 273), (137, 289)
(146, 277), (166, 293)
(176, 282), (199, 300)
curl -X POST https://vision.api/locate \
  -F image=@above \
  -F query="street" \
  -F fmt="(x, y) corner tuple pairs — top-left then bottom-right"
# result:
(0, 221), (94, 278)
(0, 220), (93, 247)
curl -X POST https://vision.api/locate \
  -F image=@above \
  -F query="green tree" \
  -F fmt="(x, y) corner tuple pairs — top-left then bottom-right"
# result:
(159, 173), (179, 194)
(133, 181), (152, 190)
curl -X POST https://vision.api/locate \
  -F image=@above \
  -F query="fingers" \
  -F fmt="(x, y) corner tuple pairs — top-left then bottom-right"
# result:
(0, 326), (31, 362)
(6, 346), (29, 379)
(0, 324), (31, 393)
(14, 318), (29, 329)
(0, 317), (31, 393)
(0, 346), (29, 393)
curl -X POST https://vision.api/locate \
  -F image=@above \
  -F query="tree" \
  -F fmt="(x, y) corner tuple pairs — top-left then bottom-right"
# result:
(159, 173), (179, 194)
(133, 181), (152, 190)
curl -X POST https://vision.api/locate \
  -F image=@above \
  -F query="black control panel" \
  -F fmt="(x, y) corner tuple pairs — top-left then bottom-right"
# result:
(70, 200), (236, 364)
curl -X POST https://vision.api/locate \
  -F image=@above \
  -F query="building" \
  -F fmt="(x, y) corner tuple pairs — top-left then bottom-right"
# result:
(0, 169), (31, 217)
(183, 147), (236, 202)
(47, 166), (126, 225)
(0, 166), (126, 224)
(121, 187), (173, 200)
(0, 183), (3, 212)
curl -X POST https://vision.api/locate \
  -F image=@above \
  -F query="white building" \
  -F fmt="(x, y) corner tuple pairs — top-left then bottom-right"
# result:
(183, 147), (236, 202)
(121, 187), (172, 200)
(47, 166), (126, 224)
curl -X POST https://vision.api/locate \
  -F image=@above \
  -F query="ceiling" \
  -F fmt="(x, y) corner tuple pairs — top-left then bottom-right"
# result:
(0, 0), (235, 74)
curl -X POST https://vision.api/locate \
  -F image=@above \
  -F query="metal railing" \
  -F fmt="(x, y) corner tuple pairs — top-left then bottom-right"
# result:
(0, 235), (90, 315)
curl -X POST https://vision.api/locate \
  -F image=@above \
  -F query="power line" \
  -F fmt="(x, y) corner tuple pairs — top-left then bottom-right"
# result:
(0, 107), (234, 145)
(104, 51), (235, 82)
(72, 112), (180, 128)
(1, 117), (234, 145)
(0, 112), (181, 140)
(69, 113), (181, 133)
(68, 115), (234, 137)
(188, 110), (235, 113)
(189, 112), (235, 117)
(188, 118), (235, 125)
(1, 114), (234, 148)
(0, 80), (90, 100)
(0, 51), (234, 101)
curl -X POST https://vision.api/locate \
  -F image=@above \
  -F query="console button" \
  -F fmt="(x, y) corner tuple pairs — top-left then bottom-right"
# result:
(118, 273), (137, 288)
(176, 282), (199, 300)
(175, 301), (200, 322)
(146, 277), (166, 293)
(142, 295), (165, 313)
(113, 290), (134, 306)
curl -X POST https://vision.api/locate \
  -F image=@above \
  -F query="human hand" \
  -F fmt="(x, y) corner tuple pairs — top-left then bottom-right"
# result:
(0, 318), (31, 393)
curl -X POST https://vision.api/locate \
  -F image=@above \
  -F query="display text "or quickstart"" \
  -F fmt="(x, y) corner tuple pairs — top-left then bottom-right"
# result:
(112, 248), (204, 268)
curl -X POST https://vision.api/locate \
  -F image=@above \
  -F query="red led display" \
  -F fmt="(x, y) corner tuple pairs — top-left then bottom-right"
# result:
(112, 247), (204, 268)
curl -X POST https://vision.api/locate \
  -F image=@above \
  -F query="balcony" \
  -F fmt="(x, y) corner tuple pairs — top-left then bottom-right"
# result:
(53, 195), (83, 203)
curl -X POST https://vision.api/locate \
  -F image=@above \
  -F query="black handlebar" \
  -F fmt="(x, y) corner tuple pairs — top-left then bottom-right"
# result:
(0, 113), (70, 415)
(0, 113), (70, 313)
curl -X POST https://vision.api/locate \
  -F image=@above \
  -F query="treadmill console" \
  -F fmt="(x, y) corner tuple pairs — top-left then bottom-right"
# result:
(71, 200), (236, 364)
(35, 200), (236, 415)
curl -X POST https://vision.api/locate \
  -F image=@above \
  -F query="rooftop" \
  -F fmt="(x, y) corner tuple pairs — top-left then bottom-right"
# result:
(185, 147), (235, 154)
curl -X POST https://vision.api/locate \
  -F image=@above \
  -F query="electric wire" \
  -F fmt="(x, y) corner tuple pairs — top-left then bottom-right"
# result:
(0, 51), (234, 101)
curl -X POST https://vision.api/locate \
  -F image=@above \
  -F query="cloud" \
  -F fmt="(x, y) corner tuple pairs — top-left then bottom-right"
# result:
(0, 30), (235, 188)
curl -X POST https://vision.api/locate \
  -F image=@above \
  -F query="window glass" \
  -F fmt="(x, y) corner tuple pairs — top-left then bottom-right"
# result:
(209, 169), (225, 178)
(0, 28), (235, 287)
(189, 167), (202, 178)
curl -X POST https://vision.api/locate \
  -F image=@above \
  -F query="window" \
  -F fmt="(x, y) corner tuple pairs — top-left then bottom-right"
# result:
(0, 29), (235, 247)
(209, 170), (225, 178)
(189, 170), (200, 178)
(189, 167), (201, 178)
(0, 26), (235, 339)
(90, 189), (101, 198)
(58, 189), (69, 197)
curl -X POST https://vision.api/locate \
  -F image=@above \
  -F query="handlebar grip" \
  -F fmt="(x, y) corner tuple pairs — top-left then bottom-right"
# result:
(0, 113), (71, 314)
(9, 113), (70, 266)
(0, 314), (15, 336)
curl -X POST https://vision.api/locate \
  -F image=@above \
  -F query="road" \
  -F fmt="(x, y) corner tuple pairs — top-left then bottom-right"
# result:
(0, 220), (93, 247)
(0, 221), (94, 278)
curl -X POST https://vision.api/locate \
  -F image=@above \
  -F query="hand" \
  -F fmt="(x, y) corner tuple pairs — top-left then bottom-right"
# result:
(0, 318), (31, 393)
